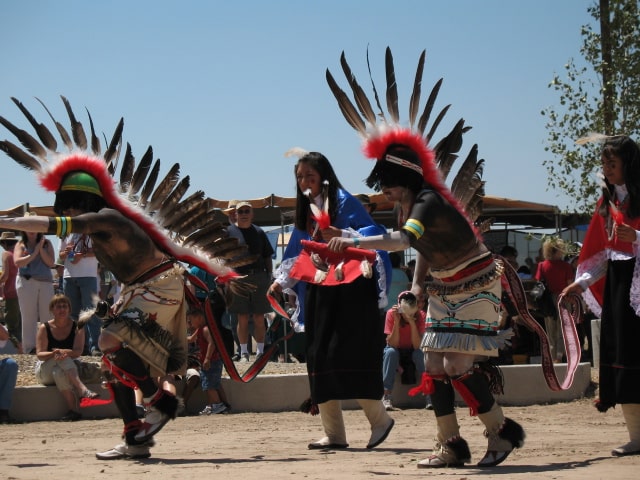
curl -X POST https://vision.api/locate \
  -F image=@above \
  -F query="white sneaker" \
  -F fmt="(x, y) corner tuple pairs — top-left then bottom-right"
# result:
(239, 353), (250, 363)
(210, 402), (228, 414)
(382, 394), (394, 411)
(95, 442), (151, 460)
(199, 405), (212, 415)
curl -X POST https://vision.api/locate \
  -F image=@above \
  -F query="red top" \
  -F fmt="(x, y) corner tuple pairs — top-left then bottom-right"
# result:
(535, 259), (575, 294)
(384, 309), (426, 349)
(1, 251), (18, 299)
(194, 326), (220, 363)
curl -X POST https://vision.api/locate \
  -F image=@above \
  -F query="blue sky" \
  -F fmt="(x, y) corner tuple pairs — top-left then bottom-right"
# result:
(0, 0), (595, 216)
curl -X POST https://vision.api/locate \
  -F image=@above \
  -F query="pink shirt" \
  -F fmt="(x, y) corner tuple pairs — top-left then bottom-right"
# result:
(384, 309), (426, 349)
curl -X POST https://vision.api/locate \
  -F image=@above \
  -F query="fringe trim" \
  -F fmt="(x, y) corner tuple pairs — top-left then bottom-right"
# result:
(421, 328), (513, 353)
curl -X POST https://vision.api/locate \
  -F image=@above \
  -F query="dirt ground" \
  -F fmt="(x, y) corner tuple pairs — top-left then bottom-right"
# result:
(0, 397), (637, 480)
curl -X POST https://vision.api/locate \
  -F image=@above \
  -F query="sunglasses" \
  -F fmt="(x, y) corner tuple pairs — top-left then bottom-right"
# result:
(237, 208), (251, 214)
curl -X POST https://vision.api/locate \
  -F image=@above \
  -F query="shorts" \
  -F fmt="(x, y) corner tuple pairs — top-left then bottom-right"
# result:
(227, 271), (271, 314)
(200, 359), (223, 391)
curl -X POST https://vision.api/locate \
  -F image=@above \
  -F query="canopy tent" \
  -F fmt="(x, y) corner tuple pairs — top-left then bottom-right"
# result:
(1, 193), (584, 233)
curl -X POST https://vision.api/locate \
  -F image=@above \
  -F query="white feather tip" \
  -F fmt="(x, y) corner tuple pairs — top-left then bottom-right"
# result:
(284, 147), (309, 159)
(575, 132), (610, 145)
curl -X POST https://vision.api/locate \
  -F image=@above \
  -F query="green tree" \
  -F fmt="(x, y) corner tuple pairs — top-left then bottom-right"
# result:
(542, 0), (640, 214)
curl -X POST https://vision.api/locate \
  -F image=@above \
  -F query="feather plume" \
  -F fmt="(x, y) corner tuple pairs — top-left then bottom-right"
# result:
(417, 78), (443, 135)
(60, 95), (87, 150)
(384, 47), (399, 124)
(35, 97), (73, 151)
(434, 119), (465, 179)
(225, 254), (260, 269)
(10, 97), (58, 152)
(183, 221), (226, 247)
(450, 146), (483, 208)
(138, 158), (160, 208)
(103, 117), (124, 167)
(425, 104), (451, 143)
(0, 115), (47, 160)
(340, 51), (377, 126)
(284, 147), (309, 159)
(167, 200), (210, 236)
(366, 47), (386, 122)
(161, 190), (206, 230)
(147, 163), (180, 213)
(575, 132), (611, 145)
(158, 176), (191, 223)
(85, 108), (101, 155)
(207, 237), (242, 256)
(128, 145), (153, 197)
(326, 69), (366, 135)
(0, 140), (42, 171)
(118, 143), (135, 194)
(408, 50), (426, 129)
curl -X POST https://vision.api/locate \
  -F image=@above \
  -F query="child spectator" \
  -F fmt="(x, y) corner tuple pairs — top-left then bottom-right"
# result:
(187, 308), (229, 415)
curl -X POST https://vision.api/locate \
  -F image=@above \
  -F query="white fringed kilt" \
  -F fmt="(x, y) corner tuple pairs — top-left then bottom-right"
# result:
(421, 253), (511, 356)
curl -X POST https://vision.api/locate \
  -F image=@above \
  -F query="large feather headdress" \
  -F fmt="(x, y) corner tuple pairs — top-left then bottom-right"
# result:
(0, 96), (255, 282)
(326, 47), (487, 231)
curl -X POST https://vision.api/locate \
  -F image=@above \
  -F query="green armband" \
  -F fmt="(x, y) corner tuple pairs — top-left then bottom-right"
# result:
(353, 237), (360, 247)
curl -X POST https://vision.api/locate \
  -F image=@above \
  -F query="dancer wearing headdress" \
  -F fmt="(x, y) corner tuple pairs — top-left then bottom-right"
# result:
(325, 48), (525, 467)
(0, 97), (253, 459)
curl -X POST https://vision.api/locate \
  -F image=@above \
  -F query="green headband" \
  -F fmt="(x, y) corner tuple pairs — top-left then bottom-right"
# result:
(59, 171), (103, 197)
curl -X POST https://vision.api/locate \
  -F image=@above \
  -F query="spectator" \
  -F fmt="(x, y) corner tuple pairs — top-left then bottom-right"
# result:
(535, 238), (574, 363)
(0, 231), (22, 348)
(405, 259), (416, 282)
(14, 221), (55, 354)
(188, 265), (234, 358)
(60, 231), (100, 356)
(35, 294), (99, 422)
(354, 194), (377, 215)
(499, 245), (519, 270)
(270, 150), (394, 450)
(382, 291), (430, 411)
(226, 201), (274, 362)
(0, 323), (19, 424)
(186, 308), (229, 415)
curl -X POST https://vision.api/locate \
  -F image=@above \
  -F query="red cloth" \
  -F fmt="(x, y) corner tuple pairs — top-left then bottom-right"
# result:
(289, 240), (377, 286)
(578, 197), (640, 308)
(1, 251), (18, 299)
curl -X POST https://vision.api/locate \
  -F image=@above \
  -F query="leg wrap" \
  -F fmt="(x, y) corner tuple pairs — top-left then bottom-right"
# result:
(147, 389), (179, 419)
(451, 369), (495, 416)
(111, 382), (144, 444)
(105, 346), (157, 397)
(430, 375), (456, 417)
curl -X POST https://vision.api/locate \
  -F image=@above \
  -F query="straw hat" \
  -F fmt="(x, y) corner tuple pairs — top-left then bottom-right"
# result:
(0, 231), (18, 242)
(223, 200), (240, 215)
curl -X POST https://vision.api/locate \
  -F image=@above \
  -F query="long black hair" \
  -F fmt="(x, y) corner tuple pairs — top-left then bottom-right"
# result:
(53, 190), (107, 215)
(293, 152), (344, 231)
(601, 135), (640, 218)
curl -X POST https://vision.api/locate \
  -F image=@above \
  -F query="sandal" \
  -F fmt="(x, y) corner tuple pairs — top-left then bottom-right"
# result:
(81, 389), (99, 399)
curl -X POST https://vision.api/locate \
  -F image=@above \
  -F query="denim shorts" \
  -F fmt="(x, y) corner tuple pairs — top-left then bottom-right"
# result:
(200, 359), (223, 391)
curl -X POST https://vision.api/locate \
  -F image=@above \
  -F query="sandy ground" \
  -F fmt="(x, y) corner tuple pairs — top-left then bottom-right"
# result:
(0, 397), (637, 480)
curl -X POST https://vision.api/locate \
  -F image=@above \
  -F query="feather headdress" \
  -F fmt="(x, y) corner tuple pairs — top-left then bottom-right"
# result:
(326, 47), (486, 230)
(0, 96), (254, 282)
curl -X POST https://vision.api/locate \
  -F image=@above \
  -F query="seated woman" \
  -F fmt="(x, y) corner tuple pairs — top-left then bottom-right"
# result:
(382, 291), (429, 411)
(35, 294), (98, 421)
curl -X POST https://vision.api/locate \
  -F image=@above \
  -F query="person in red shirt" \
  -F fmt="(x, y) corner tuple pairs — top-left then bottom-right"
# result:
(534, 238), (575, 362)
(382, 292), (428, 411)
(186, 308), (229, 415)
